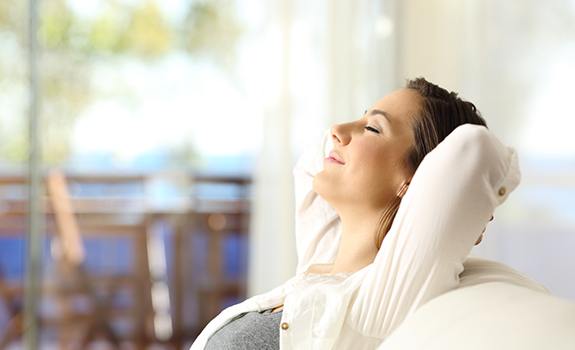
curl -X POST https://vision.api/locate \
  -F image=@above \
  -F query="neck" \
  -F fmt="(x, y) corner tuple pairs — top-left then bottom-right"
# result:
(328, 205), (381, 274)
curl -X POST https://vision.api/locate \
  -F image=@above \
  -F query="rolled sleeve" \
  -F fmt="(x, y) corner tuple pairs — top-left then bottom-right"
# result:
(292, 128), (340, 275)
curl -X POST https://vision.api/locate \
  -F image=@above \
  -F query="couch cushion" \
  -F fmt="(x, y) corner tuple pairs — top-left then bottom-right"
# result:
(460, 256), (549, 293)
(377, 281), (575, 350)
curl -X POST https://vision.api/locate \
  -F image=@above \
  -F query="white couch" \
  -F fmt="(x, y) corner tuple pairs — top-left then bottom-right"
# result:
(377, 256), (575, 350)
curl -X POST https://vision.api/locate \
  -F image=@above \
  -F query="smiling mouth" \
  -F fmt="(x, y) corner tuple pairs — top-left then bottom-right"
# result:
(325, 156), (345, 165)
(327, 151), (345, 164)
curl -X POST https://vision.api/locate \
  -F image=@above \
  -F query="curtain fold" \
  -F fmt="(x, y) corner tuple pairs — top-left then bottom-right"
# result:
(247, 0), (398, 296)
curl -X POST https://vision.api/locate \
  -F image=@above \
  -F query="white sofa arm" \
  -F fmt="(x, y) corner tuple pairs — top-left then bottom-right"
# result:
(377, 278), (575, 350)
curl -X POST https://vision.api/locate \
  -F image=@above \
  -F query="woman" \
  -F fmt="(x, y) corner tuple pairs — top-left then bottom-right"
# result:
(191, 77), (521, 349)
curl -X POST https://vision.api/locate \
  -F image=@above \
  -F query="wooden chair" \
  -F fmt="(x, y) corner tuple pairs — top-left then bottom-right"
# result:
(45, 169), (123, 348)
(0, 170), (155, 349)
(0, 174), (37, 349)
(0, 269), (24, 349)
(46, 169), (158, 348)
(189, 173), (251, 336)
(0, 169), (253, 348)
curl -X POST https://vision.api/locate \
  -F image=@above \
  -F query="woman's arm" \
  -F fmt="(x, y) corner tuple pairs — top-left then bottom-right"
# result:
(292, 129), (341, 275)
(349, 124), (521, 339)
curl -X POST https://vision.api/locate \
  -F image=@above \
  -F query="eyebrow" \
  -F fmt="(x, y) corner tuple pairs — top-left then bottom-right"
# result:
(364, 109), (392, 125)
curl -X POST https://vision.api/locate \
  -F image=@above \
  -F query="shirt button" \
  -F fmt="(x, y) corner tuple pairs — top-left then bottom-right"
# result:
(281, 322), (289, 330)
(498, 186), (506, 196)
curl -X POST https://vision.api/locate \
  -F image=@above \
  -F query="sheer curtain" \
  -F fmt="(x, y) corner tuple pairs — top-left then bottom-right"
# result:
(248, 0), (575, 299)
(397, 0), (575, 300)
(247, 0), (398, 295)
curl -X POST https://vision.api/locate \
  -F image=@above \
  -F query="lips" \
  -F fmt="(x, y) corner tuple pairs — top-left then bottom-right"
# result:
(327, 151), (345, 165)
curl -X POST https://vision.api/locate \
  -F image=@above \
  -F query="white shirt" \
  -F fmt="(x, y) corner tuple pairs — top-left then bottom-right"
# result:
(190, 124), (523, 349)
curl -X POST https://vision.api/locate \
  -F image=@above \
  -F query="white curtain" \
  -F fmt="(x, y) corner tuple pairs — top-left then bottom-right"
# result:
(248, 0), (575, 300)
(247, 0), (398, 296)
(396, 0), (575, 299)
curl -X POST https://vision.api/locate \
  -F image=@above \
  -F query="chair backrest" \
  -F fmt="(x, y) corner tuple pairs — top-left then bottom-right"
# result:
(46, 169), (85, 266)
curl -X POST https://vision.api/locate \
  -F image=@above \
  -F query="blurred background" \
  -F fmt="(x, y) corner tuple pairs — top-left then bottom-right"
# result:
(0, 0), (574, 348)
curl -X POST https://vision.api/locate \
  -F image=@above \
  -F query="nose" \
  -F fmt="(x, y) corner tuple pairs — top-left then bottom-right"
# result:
(331, 122), (352, 146)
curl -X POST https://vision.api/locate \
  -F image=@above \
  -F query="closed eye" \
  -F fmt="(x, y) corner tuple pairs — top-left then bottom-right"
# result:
(365, 126), (380, 134)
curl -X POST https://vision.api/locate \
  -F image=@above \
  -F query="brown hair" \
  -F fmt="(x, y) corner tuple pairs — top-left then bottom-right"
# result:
(374, 77), (488, 249)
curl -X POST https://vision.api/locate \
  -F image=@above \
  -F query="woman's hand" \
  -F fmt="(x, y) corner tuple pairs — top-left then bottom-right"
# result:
(475, 215), (494, 245)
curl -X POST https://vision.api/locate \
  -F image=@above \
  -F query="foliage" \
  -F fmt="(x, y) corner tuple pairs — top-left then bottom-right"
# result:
(183, 0), (243, 69)
(0, 0), (243, 165)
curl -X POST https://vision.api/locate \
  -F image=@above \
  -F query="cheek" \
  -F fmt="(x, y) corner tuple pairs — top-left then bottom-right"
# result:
(349, 148), (398, 197)
(351, 146), (387, 178)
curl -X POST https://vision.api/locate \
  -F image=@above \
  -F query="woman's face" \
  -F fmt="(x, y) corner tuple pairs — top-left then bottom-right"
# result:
(313, 88), (422, 211)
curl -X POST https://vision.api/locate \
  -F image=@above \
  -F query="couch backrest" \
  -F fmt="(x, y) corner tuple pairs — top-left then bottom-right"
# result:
(377, 265), (575, 350)
(460, 256), (549, 293)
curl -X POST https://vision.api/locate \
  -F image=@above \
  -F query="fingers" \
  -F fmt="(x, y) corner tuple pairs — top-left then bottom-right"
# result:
(477, 216), (493, 246)
(475, 233), (484, 245)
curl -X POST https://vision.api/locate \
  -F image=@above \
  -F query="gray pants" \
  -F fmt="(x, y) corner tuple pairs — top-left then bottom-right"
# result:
(205, 308), (283, 349)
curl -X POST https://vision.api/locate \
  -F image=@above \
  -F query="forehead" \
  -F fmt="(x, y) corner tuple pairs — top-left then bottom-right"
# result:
(370, 88), (422, 128)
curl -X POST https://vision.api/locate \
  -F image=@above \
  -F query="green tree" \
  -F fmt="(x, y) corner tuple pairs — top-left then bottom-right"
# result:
(183, 0), (243, 70)
(123, 0), (172, 58)
(0, 0), (243, 165)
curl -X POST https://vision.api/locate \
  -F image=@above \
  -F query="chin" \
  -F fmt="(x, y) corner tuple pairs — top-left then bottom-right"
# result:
(312, 174), (325, 196)
(313, 174), (337, 205)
